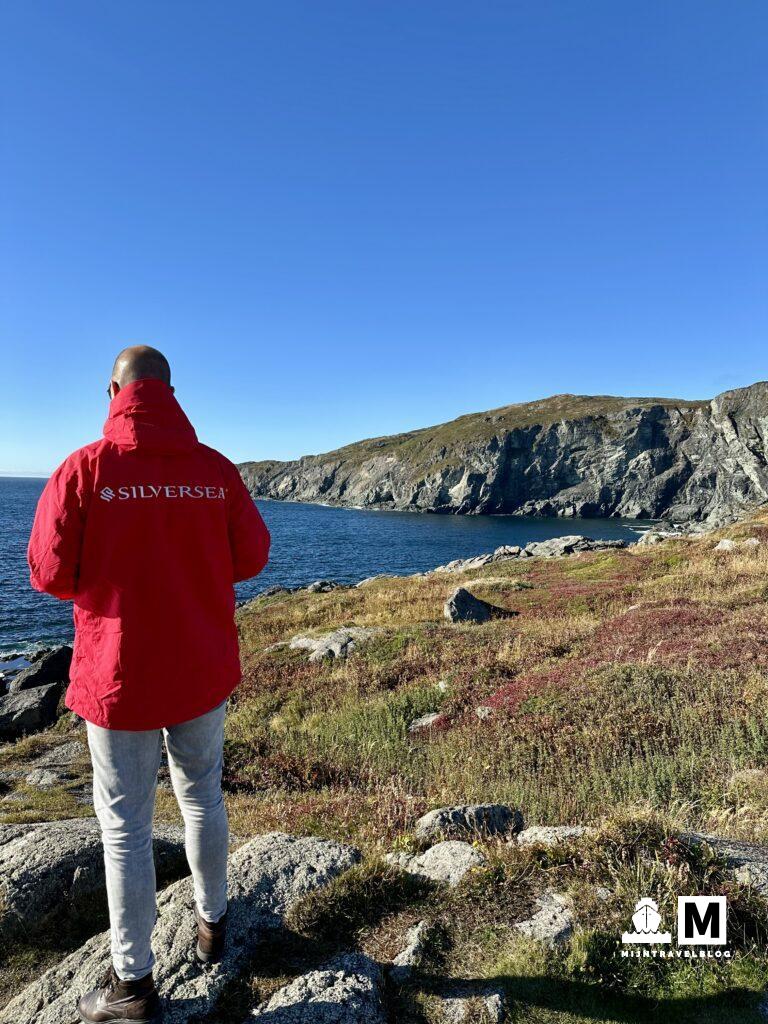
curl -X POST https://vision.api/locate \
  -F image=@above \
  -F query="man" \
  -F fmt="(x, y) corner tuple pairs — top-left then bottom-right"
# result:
(27, 346), (270, 1024)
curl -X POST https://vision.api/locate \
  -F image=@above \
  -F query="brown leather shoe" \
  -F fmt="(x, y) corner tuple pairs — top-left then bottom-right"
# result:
(77, 966), (162, 1022)
(194, 904), (227, 964)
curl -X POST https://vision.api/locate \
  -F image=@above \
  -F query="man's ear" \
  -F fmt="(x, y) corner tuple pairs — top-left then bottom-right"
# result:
(110, 380), (121, 399)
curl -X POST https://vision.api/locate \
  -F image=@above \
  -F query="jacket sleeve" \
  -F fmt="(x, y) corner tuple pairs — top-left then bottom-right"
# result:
(28, 453), (89, 600)
(225, 461), (271, 583)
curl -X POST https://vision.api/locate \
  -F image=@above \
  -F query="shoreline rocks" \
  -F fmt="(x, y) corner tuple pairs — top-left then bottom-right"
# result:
(432, 535), (628, 574)
(0, 682), (64, 741)
(7, 645), (72, 694)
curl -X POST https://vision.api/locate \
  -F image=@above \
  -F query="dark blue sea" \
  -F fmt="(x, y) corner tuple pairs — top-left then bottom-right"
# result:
(0, 476), (653, 656)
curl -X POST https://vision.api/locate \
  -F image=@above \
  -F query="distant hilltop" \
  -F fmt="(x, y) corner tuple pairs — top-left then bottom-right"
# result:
(239, 383), (768, 524)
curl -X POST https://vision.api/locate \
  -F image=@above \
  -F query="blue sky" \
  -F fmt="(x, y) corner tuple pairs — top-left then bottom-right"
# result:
(1, 1), (766, 475)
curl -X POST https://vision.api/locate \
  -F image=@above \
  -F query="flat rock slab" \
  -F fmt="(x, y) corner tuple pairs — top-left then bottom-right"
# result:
(515, 891), (574, 947)
(415, 804), (523, 841)
(30, 739), (87, 769)
(438, 983), (506, 1023)
(388, 841), (486, 887)
(516, 825), (592, 847)
(0, 740), (88, 789)
(0, 818), (186, 941)
(250, 953), (385, 1023)
(288, 627), (379, 662)
(1, 832), (360, 1024)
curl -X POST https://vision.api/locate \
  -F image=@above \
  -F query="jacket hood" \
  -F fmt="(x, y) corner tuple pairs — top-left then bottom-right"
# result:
(103, 379), (198, 452)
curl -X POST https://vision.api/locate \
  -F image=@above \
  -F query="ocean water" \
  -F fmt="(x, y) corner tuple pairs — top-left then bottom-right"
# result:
(0, 476), (653, 655)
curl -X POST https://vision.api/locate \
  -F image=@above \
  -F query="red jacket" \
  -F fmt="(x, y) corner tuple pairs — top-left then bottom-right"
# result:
(27, 378), (270, 730)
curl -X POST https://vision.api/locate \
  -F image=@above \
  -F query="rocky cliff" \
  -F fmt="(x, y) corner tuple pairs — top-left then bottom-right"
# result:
(239, 383), (768, 522)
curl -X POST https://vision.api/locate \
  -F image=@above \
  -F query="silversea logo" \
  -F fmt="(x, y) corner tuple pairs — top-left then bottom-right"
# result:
(99, 484), (226, 501)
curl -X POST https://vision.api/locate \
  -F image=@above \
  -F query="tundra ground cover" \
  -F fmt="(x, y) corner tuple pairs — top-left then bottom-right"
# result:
(4, 518), (768, 1020)
(228, 521), (768, 844)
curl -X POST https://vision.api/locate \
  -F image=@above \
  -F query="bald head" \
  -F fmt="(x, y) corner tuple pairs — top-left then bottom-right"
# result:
(110, 346), (171, 393)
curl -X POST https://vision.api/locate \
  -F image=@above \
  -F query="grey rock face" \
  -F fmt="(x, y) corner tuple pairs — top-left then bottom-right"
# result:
(240, 382), (768, 523)
(714, 537), (761, 552)
(408, 713), (445, 734)
(1, 832), (360, 1024)
(436, 554), (496, 573)
(355, 574), (394, 587)
(288, 627), (379, 662)
(415, 804), (524, 842)
(515, 825), (591, 847)
(24, 767), (61, 788)
(636, 530), (674, 546)
(8, 645), (72, 693)
(439, 985), (506, 1024)
(0, 739), (87, 790)
(390, 920), (432, 983)
(433, 536), (625, 574)
(250, 953), (385, 1023)
(0, 681), (63, 740)
(388, 841), (486, 887)
(684, 833), (768, 897)
(515, 891), (574, 947)
(524, 536), (625, 558)
(30, 739), (86, 769)
(0, 818), (186, 942)
(494, 545), (522, 558)
(443, 588), (517, 624)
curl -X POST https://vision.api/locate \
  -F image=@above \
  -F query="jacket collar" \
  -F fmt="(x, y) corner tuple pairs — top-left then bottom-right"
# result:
(103, 379), (198, 452)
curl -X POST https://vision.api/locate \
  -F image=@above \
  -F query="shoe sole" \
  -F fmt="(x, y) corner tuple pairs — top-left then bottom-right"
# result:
(77, 1014), (162, 1024)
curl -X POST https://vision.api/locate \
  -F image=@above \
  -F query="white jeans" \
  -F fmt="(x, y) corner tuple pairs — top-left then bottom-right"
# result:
(86, 700), (229, 980)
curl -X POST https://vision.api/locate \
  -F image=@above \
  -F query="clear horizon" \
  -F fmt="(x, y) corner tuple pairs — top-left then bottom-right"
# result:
(3, 2), (766, 475)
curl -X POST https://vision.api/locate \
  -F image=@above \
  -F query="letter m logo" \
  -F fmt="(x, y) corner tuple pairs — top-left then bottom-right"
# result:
(677, 896), (726, 945)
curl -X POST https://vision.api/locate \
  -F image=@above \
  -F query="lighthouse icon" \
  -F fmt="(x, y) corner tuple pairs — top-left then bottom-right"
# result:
(622, 898), (672, 944)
